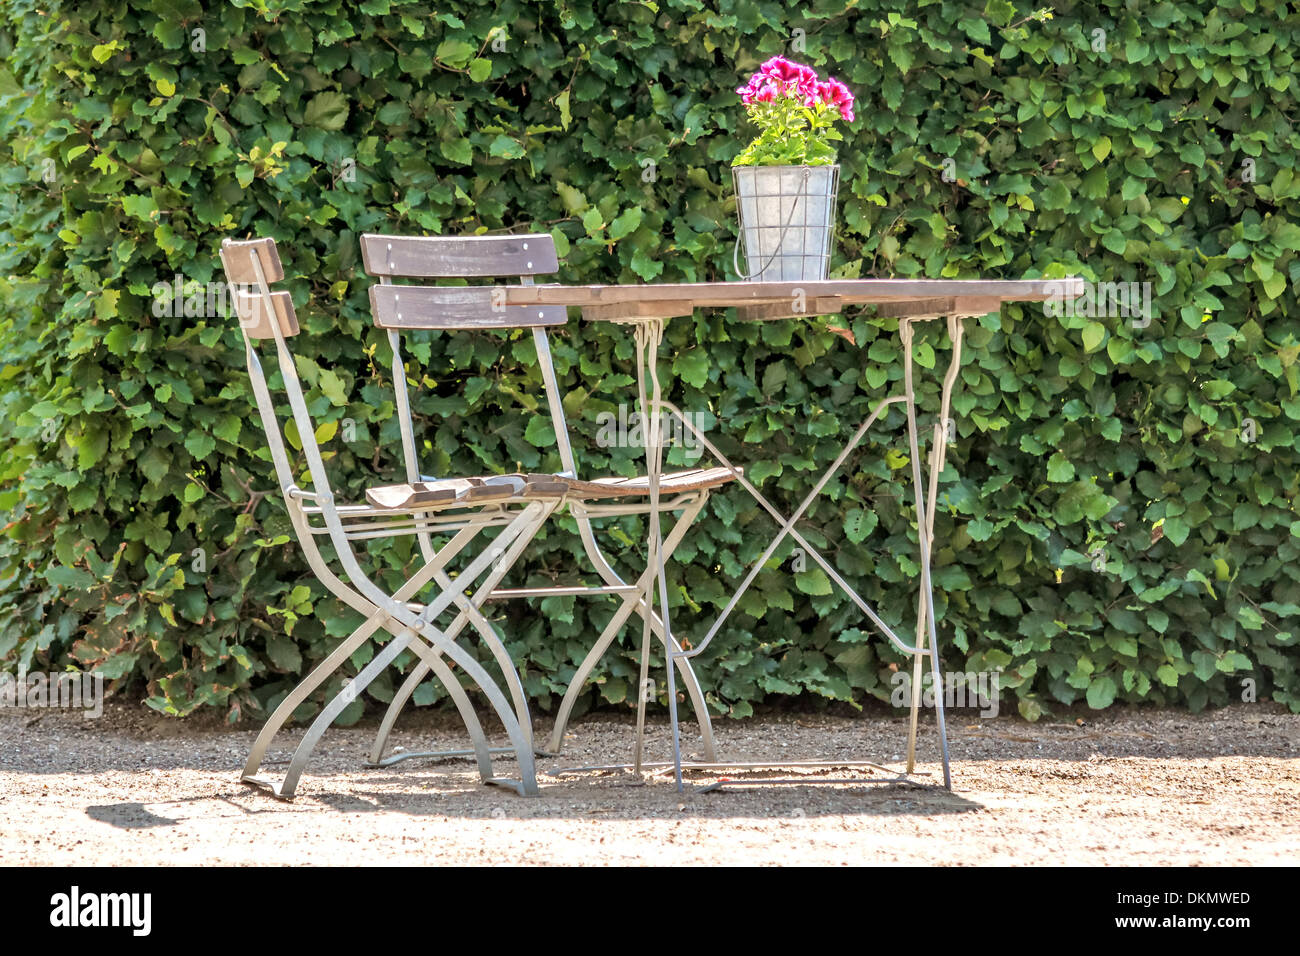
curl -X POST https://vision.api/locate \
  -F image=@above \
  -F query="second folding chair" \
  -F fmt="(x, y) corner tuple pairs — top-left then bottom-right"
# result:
(354, 233), (740, 771)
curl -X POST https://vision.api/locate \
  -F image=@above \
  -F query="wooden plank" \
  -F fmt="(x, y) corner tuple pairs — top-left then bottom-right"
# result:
(952, 295), (1008, 316)
(367, 474), (572, 510)
(220, 237), (284, 284)
(735, 296), (843, 321)
(360, 233), (559, 278)
(369, 284), (568, 330)
(564, 466), (741, 498)
(367, 479), (475, 510)
(581, 301), (697, 323)
(872, 297), (957, 319)
(504, 277), (1083, 309)
(232, 289), (299, 339)
(876, 296), (1005, 318)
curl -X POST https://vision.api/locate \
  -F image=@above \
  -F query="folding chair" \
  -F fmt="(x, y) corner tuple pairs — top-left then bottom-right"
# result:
(221, 236), (571, 798)
(354, 233), (739, 769)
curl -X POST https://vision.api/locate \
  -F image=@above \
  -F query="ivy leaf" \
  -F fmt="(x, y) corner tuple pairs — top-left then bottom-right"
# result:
(672, 349), (709, 388)
(630, 247), (663, 280)
(608, 206), (643, 240)
(843, 508), (878, 544)
(1086, 675), (1117, 709)
(795, 567), (833, 596)
(581, 207), (605, 236)
(435, 38), (476, 68)
(556, 89), (571, 130)
(440, 136), (472, 165)
(488, 134), (524, 159)
(317, 368), (348, 406)
(1046, 452), (1076, 482)
(46, 565), (96, 589)
(266, 635), (303, 672)
(1082, 321), (1106, 352)
(304, 92), (349, 131)
(184, 431), (216, 460)
(523, 416), (555, 447)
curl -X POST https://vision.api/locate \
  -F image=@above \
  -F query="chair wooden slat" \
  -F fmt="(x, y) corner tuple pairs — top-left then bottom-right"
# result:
(359, 233), (559, 278)
(233, 289), (300, 339)
(363, 468), (740, 511)
(368, 284), (567, 330)
(568, 466), (740, 498)
(220, 237), (285, 284)
(366, 474), (572, 510)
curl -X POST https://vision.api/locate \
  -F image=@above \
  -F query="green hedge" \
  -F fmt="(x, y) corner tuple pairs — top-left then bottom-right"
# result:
(1, 0), (1297, 725)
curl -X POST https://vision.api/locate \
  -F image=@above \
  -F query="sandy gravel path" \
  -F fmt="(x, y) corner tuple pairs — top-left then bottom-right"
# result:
(1, 702), (1295, 865)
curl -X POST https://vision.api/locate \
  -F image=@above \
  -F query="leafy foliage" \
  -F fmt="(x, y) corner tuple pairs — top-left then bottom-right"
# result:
(1, 0), (1297, 725)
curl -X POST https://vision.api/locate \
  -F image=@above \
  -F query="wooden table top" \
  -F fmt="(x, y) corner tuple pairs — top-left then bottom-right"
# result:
(502, 277), (1083, 322)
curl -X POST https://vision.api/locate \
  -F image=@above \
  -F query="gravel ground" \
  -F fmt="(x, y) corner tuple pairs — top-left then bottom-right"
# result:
(0, 701), (1296, 866)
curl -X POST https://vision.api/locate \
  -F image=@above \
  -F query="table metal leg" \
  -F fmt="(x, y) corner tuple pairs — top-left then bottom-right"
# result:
(631, 318), (687, 787)
(905, 316), (965, 774)
(899, 318), (957, 789)
(610, 313), (969, 792)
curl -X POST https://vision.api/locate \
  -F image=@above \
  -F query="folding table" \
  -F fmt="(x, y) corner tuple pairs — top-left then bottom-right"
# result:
(503, 277), (1082, 791)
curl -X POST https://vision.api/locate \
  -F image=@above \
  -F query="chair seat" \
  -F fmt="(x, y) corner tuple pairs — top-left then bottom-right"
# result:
(365, 467), (740, 511)
(565, 466), (741, 498)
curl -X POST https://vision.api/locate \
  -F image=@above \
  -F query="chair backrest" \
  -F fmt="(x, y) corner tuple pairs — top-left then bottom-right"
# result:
(358, 233), (580, 482)
(218, 236), (333, 503)
(219, 238), (301, 338)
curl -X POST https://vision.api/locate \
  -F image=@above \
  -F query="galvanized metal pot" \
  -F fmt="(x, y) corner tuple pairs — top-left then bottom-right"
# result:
(732, 164), (840, 282)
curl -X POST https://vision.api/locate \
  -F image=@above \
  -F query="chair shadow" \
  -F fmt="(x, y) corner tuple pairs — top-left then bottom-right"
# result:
(86, 802), (177, 829)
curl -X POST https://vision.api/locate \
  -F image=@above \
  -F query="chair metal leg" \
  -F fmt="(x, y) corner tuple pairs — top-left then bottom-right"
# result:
(906, 317), (965, 775)
(368, 504), (554, 764)
(241, 613), (384, 783)
(245, 509), (545, 797)
(396, 611), (542, 796)
(398, 638), (496, 781)
(422, 504), (555, 747)
(544, 499), (714, 758)
(245, 631), (416, 799)
(252, 605), (542, 799)
(242, 519), (477, 785)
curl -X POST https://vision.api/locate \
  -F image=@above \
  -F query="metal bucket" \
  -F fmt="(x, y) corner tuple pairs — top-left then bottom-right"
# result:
(732, 164), (839, 282)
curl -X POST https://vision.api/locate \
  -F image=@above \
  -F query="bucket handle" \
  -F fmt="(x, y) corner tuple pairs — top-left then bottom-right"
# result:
(732, 166), (811, 281)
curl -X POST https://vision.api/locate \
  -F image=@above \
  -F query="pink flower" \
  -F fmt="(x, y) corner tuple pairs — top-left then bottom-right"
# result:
(758, 56), (819, 100)
(736, 75), (780, 104)
(736, 59), (854, 121)
(759, 56), (803, 83)
(817, 77), (855, 122)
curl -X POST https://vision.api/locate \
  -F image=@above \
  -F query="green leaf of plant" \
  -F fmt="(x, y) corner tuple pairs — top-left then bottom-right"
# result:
(1086, 675), (1117, 709)
(1082, 321), (1106, 352)
(794, 567), (833, 596)
(304, 92), (349, 131)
